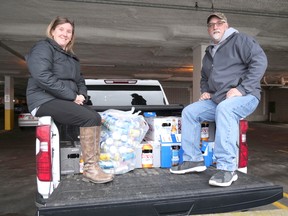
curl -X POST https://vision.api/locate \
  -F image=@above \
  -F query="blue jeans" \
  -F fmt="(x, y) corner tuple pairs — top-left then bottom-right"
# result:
(181, 95), (259, 171)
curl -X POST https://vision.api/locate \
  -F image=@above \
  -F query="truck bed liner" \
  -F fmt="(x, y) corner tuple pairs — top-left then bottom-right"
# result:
(91, 104), (184, 116)
(38, 167), (283, 216)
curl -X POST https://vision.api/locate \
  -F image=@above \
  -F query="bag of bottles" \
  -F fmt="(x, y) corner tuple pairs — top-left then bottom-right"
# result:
(99, 108), (149, 174)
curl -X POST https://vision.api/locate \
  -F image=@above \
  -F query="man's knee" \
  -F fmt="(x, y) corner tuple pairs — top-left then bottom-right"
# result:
(216, 101), (232, 114)
(182, 103), (198, 120)
(182, 104), (192, 117)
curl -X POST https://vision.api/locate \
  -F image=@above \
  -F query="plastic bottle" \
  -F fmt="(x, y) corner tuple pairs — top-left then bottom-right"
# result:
(201, 122), (209, 142)
(79, 152), (84, 174)
(171, 119), (177, 134)
(142, 144), (153, 168)
(171, 145), (180, 166)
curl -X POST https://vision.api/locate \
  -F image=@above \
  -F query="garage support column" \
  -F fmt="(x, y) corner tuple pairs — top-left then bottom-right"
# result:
(192, 44), (208, 102)
(4, 76), (14, 130)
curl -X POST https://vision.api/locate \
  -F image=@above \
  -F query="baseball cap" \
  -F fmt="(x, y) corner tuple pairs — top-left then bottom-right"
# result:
(207, 12), (227, 24)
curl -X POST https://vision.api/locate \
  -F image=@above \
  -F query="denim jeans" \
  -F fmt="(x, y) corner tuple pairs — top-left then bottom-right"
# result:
(181, 94), (259, 171)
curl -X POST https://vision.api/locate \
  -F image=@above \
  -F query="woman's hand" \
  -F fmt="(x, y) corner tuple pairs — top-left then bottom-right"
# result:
(74, 95), (85, 105)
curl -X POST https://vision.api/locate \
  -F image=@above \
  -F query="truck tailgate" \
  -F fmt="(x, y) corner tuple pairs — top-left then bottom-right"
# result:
(38, 167), (283, 216)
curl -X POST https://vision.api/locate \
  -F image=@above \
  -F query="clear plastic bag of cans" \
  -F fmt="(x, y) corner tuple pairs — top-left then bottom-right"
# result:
(99, 108), (149, 174)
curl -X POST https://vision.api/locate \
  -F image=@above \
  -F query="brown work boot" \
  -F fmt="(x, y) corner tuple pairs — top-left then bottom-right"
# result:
(80, 126), (114, 184)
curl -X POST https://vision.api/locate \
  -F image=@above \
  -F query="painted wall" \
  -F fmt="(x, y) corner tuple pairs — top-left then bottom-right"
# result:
(266, 88), (288, 123)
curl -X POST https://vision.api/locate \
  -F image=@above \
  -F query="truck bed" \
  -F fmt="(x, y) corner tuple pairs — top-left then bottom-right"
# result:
(37, 167), (283, 216)
(91, 104), (184, 116)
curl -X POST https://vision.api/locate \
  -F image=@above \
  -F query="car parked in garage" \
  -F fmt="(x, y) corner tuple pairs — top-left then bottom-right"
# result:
(14, 104), (28, 114)
(18, 113), (39, 129)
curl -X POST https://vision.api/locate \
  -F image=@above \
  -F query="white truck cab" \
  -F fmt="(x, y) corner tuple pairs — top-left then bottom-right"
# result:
(85, 79), (169, 106)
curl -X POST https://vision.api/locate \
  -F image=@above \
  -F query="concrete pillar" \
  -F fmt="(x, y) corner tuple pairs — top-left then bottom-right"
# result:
(4, 76), (14, 130)
(192, 44), (208, 102)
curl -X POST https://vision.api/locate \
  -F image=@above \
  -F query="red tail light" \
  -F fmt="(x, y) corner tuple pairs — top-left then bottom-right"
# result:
(238, 119), (248, 168)
(18, 114), (25, 119)
(36, 125), (52, 181)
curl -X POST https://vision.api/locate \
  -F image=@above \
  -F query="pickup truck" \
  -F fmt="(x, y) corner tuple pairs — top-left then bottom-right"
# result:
(35, 79), (283, 215)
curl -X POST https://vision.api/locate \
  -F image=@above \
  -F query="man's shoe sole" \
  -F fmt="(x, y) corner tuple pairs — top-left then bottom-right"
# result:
(170, 166), (207, 174)
(209, 174), (238, 187)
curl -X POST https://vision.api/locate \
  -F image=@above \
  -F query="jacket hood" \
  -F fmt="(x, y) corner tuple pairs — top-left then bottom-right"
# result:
(210, 27), (239, 45)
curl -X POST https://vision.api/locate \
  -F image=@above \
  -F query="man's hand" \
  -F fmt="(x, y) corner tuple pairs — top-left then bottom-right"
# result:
(226, 88), (242, 99)
(199, 92), (211, 101)
(74, 95), (85, 105)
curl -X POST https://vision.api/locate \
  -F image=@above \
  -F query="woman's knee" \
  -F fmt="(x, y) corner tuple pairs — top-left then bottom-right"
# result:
(83, 111), (101, 127)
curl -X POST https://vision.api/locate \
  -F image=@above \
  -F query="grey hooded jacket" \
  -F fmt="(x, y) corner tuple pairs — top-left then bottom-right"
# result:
(26, 38), (88, 113)
(201, 28), (268, 104)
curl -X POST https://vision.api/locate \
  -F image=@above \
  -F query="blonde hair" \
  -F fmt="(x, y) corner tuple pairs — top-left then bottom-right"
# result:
(46, 16), (75, 53)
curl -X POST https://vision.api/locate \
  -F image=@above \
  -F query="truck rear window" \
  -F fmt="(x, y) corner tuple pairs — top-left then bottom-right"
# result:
(87, 85), (166, 106)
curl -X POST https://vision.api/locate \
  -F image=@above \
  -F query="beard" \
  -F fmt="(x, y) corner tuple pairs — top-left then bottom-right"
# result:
(211, 31), (222, 42)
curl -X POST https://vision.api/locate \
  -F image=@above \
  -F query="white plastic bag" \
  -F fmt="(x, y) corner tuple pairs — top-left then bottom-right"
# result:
(99, 108), (148, 174)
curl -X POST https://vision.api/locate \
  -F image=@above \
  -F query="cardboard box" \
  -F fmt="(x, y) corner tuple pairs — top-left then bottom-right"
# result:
(160, 134), (183, 168)
(201, 141), (215, 167)
(60, 141), (81, 175)
(135, 141), (161, 168)
(144, 117), (181, 141)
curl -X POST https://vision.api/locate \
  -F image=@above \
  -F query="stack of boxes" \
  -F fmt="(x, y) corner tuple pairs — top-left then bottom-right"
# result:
(136, 115), (183, 168)
(137, 115), (216, 169)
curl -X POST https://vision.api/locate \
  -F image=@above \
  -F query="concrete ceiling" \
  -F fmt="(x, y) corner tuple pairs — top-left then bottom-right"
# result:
(1, 0), (288, 99)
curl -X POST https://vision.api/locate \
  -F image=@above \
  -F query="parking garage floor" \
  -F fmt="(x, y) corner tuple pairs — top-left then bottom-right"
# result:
(0, 120), (287, 216)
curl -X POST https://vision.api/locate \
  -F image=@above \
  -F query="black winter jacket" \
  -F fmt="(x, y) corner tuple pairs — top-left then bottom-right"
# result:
(26, 38), (87, 113)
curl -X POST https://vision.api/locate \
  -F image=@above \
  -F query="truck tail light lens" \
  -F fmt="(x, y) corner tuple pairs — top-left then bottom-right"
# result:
(36, 125), (52, 181)
(18, 114), (24, 119)
(238, 119), (249, 168)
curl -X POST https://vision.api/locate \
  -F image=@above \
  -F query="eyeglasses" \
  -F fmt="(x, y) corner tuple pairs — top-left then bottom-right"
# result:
(207, 21), (225, 28)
